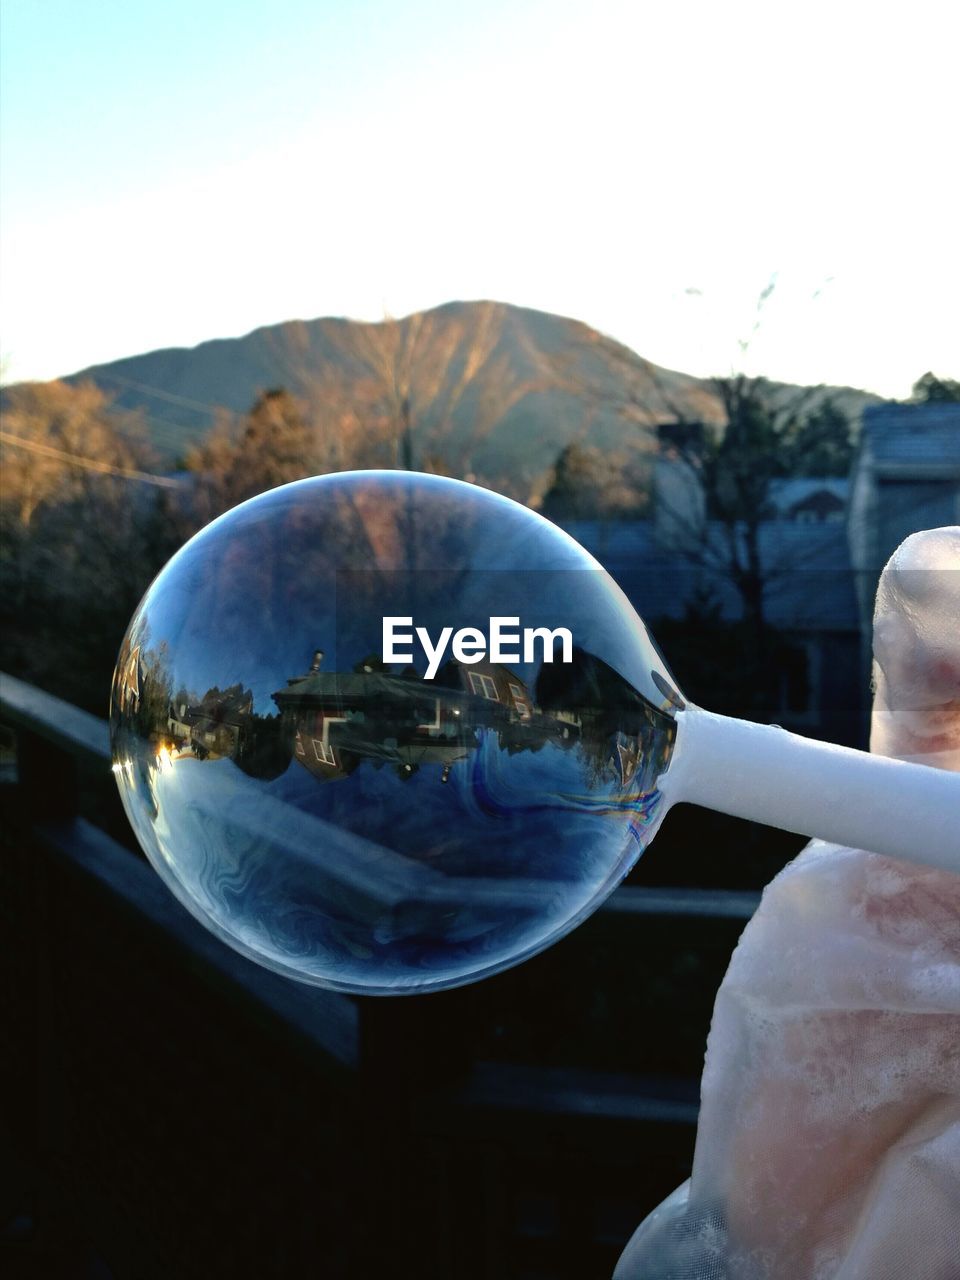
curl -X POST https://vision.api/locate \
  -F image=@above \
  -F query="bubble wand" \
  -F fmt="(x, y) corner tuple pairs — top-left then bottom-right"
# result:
(664, 701), (957, 872)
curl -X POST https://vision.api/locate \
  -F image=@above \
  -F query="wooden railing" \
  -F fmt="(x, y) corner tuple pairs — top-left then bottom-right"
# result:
(1, 671), (759, 1280)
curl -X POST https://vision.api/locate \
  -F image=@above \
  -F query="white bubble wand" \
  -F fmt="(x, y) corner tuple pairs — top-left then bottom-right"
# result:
(662, 703), (959, 872)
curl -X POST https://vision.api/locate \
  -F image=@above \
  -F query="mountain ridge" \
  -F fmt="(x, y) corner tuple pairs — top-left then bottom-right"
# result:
(46, 300), (881, 495)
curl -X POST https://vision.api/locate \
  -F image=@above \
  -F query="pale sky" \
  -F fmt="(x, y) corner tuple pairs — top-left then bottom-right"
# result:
(1, 0), (957, 398)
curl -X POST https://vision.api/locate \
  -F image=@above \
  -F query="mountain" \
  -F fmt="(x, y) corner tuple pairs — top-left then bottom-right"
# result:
(58, 300), (880, 497)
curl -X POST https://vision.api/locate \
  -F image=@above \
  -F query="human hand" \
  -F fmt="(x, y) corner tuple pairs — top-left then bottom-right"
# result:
(615, 527), (960, 1280)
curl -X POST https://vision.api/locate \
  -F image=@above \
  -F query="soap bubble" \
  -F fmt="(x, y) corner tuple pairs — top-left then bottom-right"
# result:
(110, 472), (683, 993)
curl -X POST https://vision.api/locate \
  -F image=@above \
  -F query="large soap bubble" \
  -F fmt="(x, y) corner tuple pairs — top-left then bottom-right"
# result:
(110, 471), (683, 993)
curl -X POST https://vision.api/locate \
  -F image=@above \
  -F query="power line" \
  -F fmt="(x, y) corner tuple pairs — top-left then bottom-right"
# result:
(91, 371), (224, 416)
(116, 412), (195, 451)
(0, 430), (188, 488)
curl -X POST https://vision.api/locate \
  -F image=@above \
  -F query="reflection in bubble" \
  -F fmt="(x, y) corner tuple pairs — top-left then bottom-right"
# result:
(110, 472), (682, 993)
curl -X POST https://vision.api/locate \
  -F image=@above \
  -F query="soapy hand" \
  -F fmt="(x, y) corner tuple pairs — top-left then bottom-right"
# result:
(615, 527), (960, 1280)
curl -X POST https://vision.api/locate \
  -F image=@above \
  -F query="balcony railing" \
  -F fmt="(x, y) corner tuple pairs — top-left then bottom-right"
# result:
(1, 671), (758, 1279)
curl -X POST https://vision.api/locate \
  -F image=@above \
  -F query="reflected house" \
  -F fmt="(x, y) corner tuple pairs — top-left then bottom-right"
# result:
(536, 647), (676, 793)
(435, 657), (534, 719)
(169, 685), (253, 760)
(432, 656), (582, 759)
(271, 647), (672, 796)
(273, 652), (580, 784)
(115, 640), (141, 715)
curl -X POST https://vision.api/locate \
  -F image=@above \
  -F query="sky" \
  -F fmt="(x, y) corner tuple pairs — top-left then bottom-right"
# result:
(1, 0), (957, 398)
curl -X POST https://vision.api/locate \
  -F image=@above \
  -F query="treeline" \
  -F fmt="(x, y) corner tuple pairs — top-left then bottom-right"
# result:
(1, 375), (509, 710)
(1, 369), (956, 716)
(2, 381), (171, 711)
(0, 379), (401, 711)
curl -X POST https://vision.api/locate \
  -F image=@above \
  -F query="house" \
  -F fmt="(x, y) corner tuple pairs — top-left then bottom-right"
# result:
(270, 645), (672, 798)
(768, 478), (849, 523)
(557, 518), (863, 746)
(848, 401), (960, 642)
(433, 658), (534, 720)
(558, 404), (960, 746)
(272, 655), (567, 784)
(168, 684), (254, 760)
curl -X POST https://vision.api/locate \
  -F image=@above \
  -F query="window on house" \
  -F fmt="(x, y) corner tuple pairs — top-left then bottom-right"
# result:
(468, 672), (499, 701)
(312, 738), (336, 765)
(508, 682), (530, 717)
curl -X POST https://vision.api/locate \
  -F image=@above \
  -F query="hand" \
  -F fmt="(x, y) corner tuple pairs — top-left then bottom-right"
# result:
(615, 527), (960, 1280)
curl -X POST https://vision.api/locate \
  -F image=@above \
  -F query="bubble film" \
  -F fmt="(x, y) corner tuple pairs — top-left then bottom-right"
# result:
(110, 472), (682, 993)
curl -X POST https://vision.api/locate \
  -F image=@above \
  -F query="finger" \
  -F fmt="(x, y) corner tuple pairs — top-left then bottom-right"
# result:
(871, 526), (960, 766)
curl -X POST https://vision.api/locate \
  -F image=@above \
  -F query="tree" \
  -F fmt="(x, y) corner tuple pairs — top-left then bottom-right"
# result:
(653, 375), (853, 639)
(539, 442), (649, 520)
(0, 379), (151, 526)
(528, 334), (856, 638)
(777, 398), (854, 476)
(185, 387), (327, 524)
(911, 371), (960, 403)
(181, 308), (544, 522)
(322, 301), (541, 479)
(699, 376), (782, 635)
(0, 380), (173, 710)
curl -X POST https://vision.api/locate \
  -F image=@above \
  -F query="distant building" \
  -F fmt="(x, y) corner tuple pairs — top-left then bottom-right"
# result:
(848, 401), (960, 643)
(652, 425), (852, 533)
(558, 518), (862, 745)
(768, 478), (849, 523)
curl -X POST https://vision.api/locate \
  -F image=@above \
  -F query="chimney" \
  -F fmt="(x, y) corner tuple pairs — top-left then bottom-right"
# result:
(310, 650), (325, 673)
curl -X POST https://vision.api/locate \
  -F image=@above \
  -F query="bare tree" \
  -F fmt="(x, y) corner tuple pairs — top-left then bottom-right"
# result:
(321, 301), (542, 476)
(651, 374), (853, 639)
(0, 380), (172, 708)
(538, 442), (650, 520)
(185, 388), (327, 522)
(528, 281), (854, 635)
(1, 379), (153, 526)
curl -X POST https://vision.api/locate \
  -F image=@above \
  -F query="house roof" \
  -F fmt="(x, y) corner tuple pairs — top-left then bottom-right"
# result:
(863, 403), (960, 469)
(273, 662), (529, 706)
(274, 670), (434, 706)
(768, 478), (848, 515)
(557, 519), (859, 631)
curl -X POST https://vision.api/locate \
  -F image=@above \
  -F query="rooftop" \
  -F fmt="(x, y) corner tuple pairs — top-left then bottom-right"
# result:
(862, 402), (960, 469)
(768, 477), (848, 516)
